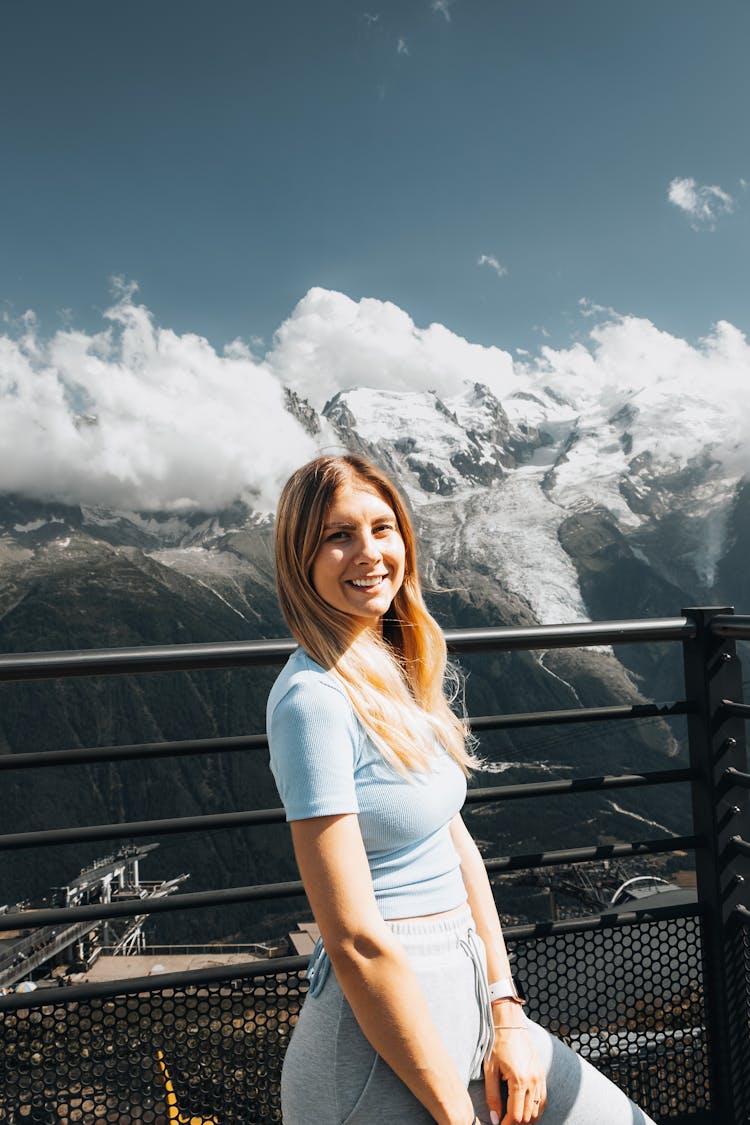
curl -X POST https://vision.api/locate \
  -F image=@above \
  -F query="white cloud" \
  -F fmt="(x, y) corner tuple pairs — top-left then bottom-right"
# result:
(578, 297), (617, 319)
(269, 290), (750, 482)
(431, 0), (453, 22)
(668, 176), (734, 229)
(266, 287), (517, 410)
(2, 284), (750, 514)
(477, 253), (508, 278)
(521, 311), (750, 550)
(397, 36), (409, 55)
(0, 284), (316, 512)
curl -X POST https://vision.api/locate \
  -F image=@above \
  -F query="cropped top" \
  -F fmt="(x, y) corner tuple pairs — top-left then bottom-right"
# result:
(266, 648), (468, 919)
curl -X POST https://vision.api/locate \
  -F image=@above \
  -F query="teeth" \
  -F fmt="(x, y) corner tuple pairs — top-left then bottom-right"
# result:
(350, 576), (384, 588)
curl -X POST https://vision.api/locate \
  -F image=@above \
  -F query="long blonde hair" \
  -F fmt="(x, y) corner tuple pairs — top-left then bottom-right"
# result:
(274, 454), (475, 774)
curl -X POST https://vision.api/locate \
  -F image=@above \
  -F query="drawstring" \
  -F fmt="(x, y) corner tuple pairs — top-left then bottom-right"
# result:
(307, 921), (494, 1079)
(458, 928), (494, 1079)
(306, 937), (332, 998)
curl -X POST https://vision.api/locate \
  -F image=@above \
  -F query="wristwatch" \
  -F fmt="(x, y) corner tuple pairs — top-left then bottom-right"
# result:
(488, 975), (524, 1003)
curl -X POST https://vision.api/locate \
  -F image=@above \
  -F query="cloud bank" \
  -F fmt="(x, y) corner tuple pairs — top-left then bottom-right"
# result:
(266, 287), (517, 410)
(668, 176), (734, 229)
(0, 288), (317, 512)
(1, 283), (749, 513)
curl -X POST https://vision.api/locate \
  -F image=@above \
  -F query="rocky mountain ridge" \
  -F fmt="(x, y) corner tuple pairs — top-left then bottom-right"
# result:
(1, 376), (744, 932)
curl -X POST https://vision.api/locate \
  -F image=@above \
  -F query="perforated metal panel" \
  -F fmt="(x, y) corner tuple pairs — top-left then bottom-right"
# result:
(513, 914), (710, 1121)
(0, 970), (308, 1124)
(0, 916), (719, 1123)
(731, 916), (750, 1122)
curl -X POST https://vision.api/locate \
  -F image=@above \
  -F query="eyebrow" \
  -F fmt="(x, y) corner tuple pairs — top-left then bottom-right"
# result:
(322, 515), (396, 530)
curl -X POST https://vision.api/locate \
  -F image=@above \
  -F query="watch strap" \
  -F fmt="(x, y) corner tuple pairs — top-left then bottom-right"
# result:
(488, 975), (523, 1003)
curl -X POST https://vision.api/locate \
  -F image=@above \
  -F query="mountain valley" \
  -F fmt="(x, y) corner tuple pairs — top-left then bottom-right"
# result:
(1, 375), (745, 934)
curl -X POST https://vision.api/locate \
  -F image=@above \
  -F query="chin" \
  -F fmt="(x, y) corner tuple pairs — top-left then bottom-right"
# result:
(345, 605), (387, 630)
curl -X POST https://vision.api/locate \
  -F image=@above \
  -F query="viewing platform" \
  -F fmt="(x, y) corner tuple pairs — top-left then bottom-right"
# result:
(1, 608), (749, 1124)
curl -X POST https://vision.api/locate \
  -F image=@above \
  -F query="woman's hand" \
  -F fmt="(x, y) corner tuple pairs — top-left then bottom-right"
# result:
(484, 1024), (547, 1125)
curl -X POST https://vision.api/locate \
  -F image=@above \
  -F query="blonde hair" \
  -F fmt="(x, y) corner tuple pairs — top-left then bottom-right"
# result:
(274, 454), (475, 775)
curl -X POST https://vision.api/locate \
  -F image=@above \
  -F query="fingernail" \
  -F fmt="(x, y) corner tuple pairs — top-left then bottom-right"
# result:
(490, 1113), (500, 1125)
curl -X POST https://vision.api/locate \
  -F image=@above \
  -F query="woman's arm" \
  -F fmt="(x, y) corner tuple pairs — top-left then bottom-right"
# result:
(449, 814), (547, 1125)
(291, 813), (477, 1125)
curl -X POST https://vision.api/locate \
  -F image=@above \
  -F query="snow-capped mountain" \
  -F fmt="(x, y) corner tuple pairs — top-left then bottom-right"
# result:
(0, 375), (742, 928)
(2, 372), (743, 696)
(320, 378), (740, 617)
(3, 370), (743, 697)
(0, 380), (724, 628)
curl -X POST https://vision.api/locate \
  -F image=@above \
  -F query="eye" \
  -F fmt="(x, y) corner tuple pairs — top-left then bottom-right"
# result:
(374, 521), (396, 535)
(325, 530), (349, 541)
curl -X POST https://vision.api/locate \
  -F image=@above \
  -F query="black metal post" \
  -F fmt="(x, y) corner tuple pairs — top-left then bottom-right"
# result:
(682, 607), (750, 1125)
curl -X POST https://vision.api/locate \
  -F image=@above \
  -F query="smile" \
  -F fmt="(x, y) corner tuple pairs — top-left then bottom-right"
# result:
(348, 576), (386, 589)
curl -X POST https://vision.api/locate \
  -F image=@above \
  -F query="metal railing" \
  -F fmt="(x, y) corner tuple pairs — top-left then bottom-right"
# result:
(0, 608), (748, 1124)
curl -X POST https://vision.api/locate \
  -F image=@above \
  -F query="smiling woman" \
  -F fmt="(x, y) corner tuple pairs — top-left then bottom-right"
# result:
(271, 454), (472, 777)
(311, 482), (406, 631)
(265, 454), (657, 1125)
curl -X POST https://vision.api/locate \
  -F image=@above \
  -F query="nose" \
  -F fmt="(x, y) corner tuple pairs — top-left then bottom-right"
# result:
(355, 529), (382, 563)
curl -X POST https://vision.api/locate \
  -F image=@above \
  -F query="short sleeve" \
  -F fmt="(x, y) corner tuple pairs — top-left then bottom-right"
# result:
(267, 674), (360, 821)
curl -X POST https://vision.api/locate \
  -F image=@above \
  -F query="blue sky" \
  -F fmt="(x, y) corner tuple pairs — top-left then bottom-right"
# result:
(2, 0), (747, 357)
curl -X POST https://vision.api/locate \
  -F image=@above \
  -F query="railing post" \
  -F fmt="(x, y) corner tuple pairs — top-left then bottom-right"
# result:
(682, 606), (750, 1125)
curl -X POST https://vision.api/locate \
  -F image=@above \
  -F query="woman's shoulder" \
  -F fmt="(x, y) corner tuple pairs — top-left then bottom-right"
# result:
(266, 647), (350, 722)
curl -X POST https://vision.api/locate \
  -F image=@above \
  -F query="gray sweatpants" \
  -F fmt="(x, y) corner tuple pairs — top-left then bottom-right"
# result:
(281, 907), (657, 1124)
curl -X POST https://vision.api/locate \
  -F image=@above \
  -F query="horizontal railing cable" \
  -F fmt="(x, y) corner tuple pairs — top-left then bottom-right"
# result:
(1, 769), (696, 851)
(0, 636), (297, 683)
(0, 703), (691, 775)
(0, 617), (695, 685)
(484, 834), (701, 874)
(465, 768), (698, 804)
(0, 835), (700, 934)
(0, 898), (701, 1015)
(0, 697), (692, 778)
(0, 733), (268, 772)
(709, 614), (750, 640)
(720, 699), (750, 720)
(445, 617), (695, 653)
(0, 807), (286, 852)
(0, 878), (306, 934)
(470, 700), (690, 732)
(504, 897), (701, 940)
(0, 952), (310, 1014)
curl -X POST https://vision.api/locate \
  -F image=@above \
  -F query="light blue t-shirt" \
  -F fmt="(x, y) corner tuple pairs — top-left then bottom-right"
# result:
(266, 648), (468, 919)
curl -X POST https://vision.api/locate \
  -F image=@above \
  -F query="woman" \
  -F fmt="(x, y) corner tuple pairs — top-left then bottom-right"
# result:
(267, 454), (656, 1125)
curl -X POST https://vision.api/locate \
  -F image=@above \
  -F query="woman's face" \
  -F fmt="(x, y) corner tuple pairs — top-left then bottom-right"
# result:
(311, 481), (406, 634)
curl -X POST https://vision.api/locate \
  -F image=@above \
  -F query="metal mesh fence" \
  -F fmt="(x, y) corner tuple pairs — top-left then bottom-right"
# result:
(0, 914), (710, 1124)
(513, 914), (710, 1122)
(0, 969), (308, 1124)
(728, 915), (750, 1123)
